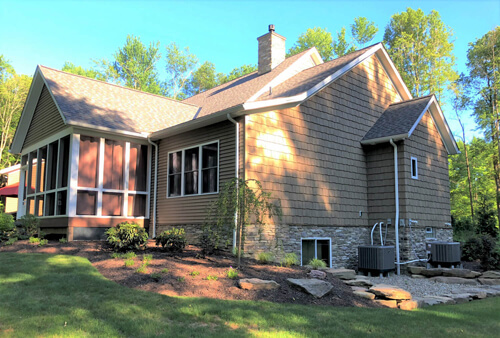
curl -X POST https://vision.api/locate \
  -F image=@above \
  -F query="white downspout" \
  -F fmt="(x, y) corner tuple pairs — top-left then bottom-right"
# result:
(227, 114), (239, 251)
(390, 138), (401, 275)
(147, 137), (158, 238)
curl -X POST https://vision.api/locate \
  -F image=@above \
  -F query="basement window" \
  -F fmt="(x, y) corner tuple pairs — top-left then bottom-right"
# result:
(425, 227), (435, 239)
(301, 238), (331, 267)
(411, 157), (418, 179)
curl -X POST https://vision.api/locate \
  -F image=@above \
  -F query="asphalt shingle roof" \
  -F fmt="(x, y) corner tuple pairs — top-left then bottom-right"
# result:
(40, 66), (199, 134)
(362, 95), (434, 141)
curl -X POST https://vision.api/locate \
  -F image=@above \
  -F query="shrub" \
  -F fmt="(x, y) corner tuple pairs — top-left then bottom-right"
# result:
(281, 253), (299, 267)
(136, 265), (148, 274)
(189, 271), (200, 278)
(177, 277), (185, 283)
(59, 237), (68, 243)
(308, 258), (327, 269)
(151, 273), (162, 282)
(155, 228), (186, 252)
(124, 259), (135, 267)
(4, 237), (18, 246)
(462, 235), (500, 270)
(18, 214), (39, 239)
(161, 268), (169, 274)
(29, 237), (40, 244)
(257, 252), (274, 264)
(226, 266), (238, 279)
(142, 254), (153, 265)
(0, 212), (15, 242)
(39, 239), (48, 246)
(206, 275), (218, 281)
(105, 222), (148, 252)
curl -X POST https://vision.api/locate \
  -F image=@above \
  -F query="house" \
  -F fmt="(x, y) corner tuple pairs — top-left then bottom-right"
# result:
(10, 26), (458, 269)
(0, 164), (21, 216)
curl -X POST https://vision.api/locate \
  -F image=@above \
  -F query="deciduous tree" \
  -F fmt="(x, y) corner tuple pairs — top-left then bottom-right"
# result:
(61, 62), (106, 81)
(164, 42), (198, 100)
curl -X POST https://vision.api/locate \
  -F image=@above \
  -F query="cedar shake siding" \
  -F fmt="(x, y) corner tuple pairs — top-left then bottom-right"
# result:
(245, 55), (401, 227)
(155, 120), (238, 227)
(23, 85), (66, 148)
(400, 112), (451, 227)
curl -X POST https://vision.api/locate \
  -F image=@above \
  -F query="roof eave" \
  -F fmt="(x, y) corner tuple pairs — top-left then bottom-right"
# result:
(360, 133), (408, 145)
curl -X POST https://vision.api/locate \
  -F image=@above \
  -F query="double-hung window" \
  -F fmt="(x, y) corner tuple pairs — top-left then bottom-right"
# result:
(168, 141), (219, 197)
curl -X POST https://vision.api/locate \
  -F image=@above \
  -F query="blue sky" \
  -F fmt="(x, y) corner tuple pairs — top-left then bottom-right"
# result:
(1, 0), (499, 137)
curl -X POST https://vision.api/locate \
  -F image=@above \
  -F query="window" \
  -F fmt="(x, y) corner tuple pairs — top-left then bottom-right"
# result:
(22, 135), (70, 217)
(411, 157), (418, 179)
(301, 238), (331, 267)
(76, 136), (149, 217)
(425, 227), (435, 239)
(168, 141), (219, 197)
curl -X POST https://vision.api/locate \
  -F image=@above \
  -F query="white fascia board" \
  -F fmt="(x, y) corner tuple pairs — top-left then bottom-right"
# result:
(360, 133), (408, 145)
(10, 67), (46, 154)
(67, 121), (149, 139)
(0, 164), (21, 175)
(407, 98), (434, 137)
(427, 97), (460, 155)
(375, 47), (413, 101)
(246, 48), (323, 103)
(243, 94), (305, 110)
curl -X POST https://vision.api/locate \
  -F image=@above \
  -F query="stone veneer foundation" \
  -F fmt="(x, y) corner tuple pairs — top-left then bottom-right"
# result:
(155, 224), (453, 270)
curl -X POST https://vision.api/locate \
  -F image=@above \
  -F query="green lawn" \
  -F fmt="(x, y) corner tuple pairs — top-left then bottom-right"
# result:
(0, 253), (499, 337)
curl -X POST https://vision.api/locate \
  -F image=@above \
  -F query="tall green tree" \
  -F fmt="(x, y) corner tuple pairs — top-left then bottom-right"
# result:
(61, 62), (106, 81)
(183, 61), (225, 97)
(351, 17), (379, 47)
(287, 27), (334, 61)
(467, 27), (500, 228)
(97, 35), (162, 94)
(0, 56), (32, 168)
(223, 64), (257, 83)
(164, 42), (198, 100)
(384, 8), (458, 101)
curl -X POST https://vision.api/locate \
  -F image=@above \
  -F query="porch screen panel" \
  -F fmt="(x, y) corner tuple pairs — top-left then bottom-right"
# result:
(302, 240), (315, 265)
(58, 136), (70, 188)
(317, 240), (330, 266)
(129, 144), (147, 191)
(168, 151), (182, 197)
(78, 136), (99, 188)
(202, 143), (218, 193)
(47, 141), (58, 190)
(45, 193), (55, 216)
(28, 151), (37, 195)
(184, 147), (199, 195)
(76, 191), (97, 215)
(37, 146), (47, 192)
(56, 190), (67, 215)
(102, 193), (123, 216)
(103, 140), (124, 190)
(128, 194), (146, 217)
(35, 196), (44, 217)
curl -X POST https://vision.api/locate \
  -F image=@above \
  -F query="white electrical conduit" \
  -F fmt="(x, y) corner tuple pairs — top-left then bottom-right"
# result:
(370, 222), (384, 246)
(147, 138), (158, 238)
(390, 139), (401, 275)
(227, 114), (239, 251)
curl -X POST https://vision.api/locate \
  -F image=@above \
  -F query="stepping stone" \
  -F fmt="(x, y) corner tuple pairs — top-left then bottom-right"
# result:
(420, 268), (444, 277)
(478, 278), (500, 285)
(441, 293), (471, 304)
(287, 278), (333, 298)
(343, 276), (373, 287)
(307, 270), (327, 279)
(411, 274), (426, 279)
(351, 286), (368, 292)
(399, 300), (419, 310)
(429, 276), (479, 285)
(374, 299), (398, 308)
(325, 268), (356, 280)
(238, 278), (280, 290)
(353, 291), (375, 300)
(481, 271), (500, 279)
(368, 284), (412, 300)
(442, 268), (481, 279)
(407, 266), (425, 275)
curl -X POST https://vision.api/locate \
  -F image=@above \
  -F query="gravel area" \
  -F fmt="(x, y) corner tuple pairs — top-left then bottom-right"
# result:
(365, 274), (488, 298)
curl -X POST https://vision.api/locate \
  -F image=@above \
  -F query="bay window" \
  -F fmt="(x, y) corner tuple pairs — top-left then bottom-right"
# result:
(168, 141), (219, 197)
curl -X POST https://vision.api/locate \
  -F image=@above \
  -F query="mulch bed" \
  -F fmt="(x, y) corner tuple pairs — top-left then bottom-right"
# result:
(0, 239), (379, 308)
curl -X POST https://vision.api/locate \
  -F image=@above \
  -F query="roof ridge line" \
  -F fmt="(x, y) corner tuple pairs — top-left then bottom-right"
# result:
(38, 65), (200, 108)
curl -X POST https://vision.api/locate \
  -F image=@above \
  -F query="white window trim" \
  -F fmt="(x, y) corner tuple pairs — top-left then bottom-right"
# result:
(167, 140), (220, 198)
(74, 136), (151, 218)
(300, 237), (332, 268)
(411, 156), (418, 179)
(425, 227), (436, 239)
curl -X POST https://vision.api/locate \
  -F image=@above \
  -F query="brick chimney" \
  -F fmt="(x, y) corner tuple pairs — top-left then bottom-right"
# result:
(257, 24), (286, 75)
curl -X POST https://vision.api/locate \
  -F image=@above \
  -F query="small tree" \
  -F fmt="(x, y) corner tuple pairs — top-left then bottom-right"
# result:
(202, 178), (282, 267)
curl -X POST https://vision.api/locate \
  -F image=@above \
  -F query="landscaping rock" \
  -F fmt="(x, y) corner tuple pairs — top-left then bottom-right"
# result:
(343, 276), (373, 287)
(368, 284), (412, 300)
(238, 278), (280, 290)
(307, 270), (327, 279)
(325, 268), (356, 280)
(418, 296), (455, 306)
(442, 268), (481, 279)
(411, 274), (426, 279)
(429, 276), (480, 285)
(454, 288), (487, 299)
(441, 293), (471, 304)
(374, 299), (398, 308)
(481, 271), (500, 279)
(287, 278), (333, 298)
(399, 300), (419, 310)
(478, 278), (500, 285)
(420, 268), (444, 277)
(350, 286), (368, 292)
(407, 266), (425, 275)
(353, 291), (376, 300)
